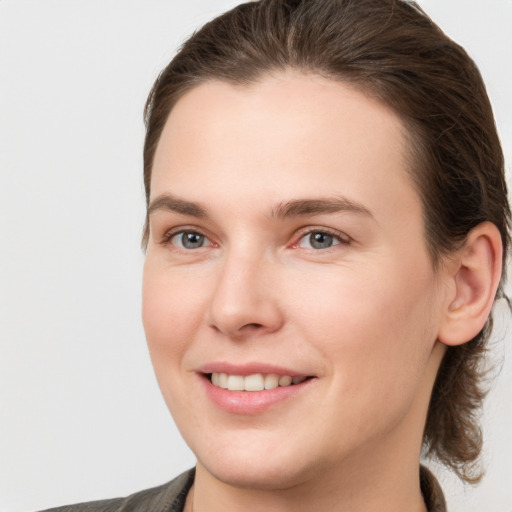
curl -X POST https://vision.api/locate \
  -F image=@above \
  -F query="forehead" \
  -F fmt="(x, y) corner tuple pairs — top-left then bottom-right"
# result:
(155, 72), (407, 164)
(151, 72), (418, 222)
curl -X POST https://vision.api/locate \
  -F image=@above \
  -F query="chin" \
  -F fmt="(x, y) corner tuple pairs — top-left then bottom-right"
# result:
(190, 429), (325, 491)
(200, 456), (314, 491)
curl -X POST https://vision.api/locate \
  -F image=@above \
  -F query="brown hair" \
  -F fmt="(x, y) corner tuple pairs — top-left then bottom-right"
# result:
(142, 0), (510, 483)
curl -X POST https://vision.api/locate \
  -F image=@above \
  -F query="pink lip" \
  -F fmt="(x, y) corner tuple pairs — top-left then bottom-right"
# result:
(197, 362), (315, 415)
(197, 361), (308, 377)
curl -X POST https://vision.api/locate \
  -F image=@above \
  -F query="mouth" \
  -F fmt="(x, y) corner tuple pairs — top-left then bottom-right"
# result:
(198, 363), (316, 414)
(209, 372), (309, 391)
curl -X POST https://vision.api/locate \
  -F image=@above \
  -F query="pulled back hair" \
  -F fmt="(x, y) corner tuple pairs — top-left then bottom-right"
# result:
(143, 0), (510, 483)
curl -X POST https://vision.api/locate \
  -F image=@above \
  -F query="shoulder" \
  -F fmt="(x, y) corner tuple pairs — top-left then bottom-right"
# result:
(38, 469), (195, 512)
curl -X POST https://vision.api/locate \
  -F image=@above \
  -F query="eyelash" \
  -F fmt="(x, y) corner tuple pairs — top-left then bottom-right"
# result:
(292, 227), (351, 251)
(160, 228), (213, 249)
(160, 227), (351, 251)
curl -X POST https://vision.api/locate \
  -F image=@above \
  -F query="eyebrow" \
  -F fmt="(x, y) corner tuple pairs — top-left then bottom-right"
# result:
(147, 194), (373, 220)
(148, 194), (208, 218)
(272, 197), (373, 219)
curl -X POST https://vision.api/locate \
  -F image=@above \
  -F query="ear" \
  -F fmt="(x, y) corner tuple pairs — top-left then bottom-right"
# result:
(438, 221), (503, 347)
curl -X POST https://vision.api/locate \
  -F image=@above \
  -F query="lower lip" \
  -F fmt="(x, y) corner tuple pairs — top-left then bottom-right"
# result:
(201, 376), (313, 415)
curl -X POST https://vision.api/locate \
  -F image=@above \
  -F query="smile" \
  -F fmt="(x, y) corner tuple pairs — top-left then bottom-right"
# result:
(210, 372), (307, 391)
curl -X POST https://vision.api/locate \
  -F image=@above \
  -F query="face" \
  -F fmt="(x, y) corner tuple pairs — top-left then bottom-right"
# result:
(143, 72), (448, 489)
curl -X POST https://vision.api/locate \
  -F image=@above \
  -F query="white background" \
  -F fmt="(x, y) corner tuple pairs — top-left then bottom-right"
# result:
(1, 1), (511, 511)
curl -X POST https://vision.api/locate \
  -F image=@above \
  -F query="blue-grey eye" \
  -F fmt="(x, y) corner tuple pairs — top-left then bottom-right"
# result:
(172, 231), (207, 249)
(299, 231), (341, 250)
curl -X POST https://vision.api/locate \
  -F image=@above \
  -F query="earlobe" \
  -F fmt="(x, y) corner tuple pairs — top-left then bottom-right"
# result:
(438, 222), (503, 347)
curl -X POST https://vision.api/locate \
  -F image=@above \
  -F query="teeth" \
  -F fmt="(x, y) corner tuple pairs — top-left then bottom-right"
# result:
(244, 373), (264, 391)
(264, 373), (279, 390)
(278, 375), (292, 386)
(218, 373), (228, 389)
(210, 372), (307, 391)
(227, 375), (245, 391)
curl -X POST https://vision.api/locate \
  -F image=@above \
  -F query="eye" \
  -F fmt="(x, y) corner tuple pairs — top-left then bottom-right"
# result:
(170, 231), (210, 249)
(297, 230), (347, 250)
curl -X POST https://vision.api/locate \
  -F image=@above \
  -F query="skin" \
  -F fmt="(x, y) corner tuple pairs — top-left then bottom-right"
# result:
(142, 72), (454, 512)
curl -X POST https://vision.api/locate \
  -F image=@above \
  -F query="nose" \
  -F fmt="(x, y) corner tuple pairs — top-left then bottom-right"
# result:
(206, 252), (284, 339)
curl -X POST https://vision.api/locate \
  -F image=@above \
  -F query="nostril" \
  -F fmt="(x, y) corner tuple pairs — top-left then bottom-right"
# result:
(244, 323), (264, 329)
(211, 322), (265, 333)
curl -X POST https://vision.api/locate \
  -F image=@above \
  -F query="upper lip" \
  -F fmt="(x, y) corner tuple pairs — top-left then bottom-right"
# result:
(197, 362), (311, 377)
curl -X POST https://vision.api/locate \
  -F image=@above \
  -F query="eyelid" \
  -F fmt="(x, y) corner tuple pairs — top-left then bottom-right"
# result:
(290, 226), (352, 249)
(157, 224), (351, 250)
(160, 225), (216, 247)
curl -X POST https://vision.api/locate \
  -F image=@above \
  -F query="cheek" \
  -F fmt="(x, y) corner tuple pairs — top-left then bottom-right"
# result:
(291, 259), (439, 393)
(141, 261), (212, 427)
(142, 261), (206, 366)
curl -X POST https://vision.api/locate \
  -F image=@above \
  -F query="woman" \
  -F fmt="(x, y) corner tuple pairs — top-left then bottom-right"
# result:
(41, 0), (509, 510)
